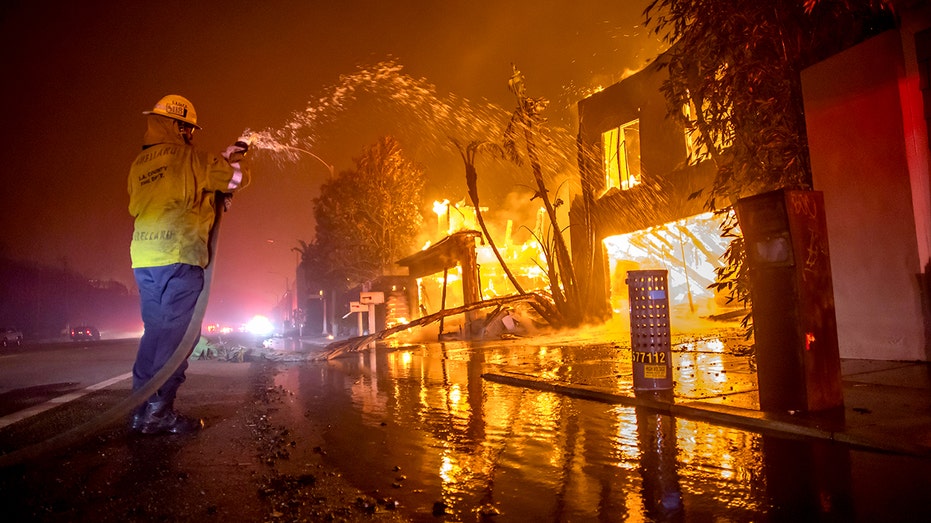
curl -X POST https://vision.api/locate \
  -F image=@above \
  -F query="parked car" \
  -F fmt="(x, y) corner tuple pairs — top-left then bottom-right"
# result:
(1, 327), (23, 347)
(70, 325), (100, 341)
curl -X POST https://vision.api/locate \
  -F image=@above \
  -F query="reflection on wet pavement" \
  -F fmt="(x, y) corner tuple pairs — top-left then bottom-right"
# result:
(270, 336), (931, 521)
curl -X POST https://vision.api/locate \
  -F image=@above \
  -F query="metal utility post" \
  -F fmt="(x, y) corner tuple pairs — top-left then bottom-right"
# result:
(321, 291), (328, 336)
(735, 189), (843, 413)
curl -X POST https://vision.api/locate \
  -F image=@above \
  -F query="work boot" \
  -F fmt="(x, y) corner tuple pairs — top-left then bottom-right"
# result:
(139, 400), (203, 435)
(128, 404), (146, 432)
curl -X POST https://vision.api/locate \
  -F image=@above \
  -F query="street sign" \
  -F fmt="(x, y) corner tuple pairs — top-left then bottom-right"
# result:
(360, 291), (385, 304)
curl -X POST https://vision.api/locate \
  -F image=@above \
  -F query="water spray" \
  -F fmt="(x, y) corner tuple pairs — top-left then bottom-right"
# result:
(238, 130), (335, 176)
(231, 60), (577, 183)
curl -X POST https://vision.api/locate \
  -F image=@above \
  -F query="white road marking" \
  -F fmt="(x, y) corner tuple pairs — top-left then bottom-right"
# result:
(0, 372), (132, 429)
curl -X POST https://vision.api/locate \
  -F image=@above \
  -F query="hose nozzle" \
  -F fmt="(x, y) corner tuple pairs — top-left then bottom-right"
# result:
(237, 132), (258, 148)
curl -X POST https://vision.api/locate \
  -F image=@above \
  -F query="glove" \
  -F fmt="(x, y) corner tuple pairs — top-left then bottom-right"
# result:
(224, 140), (249, 164)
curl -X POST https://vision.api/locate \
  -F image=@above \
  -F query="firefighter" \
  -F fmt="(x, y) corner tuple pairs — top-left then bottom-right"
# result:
(128, 94), (250, 434)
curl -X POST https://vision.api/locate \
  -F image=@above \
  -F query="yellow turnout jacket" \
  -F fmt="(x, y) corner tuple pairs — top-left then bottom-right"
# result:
(128, 116), (249, 268)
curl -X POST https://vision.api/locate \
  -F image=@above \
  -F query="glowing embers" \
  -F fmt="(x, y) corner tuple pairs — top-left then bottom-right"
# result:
(603, 211), (733, 317)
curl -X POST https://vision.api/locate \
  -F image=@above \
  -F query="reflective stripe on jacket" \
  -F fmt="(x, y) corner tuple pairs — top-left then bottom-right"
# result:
(128, 115), (250, 268)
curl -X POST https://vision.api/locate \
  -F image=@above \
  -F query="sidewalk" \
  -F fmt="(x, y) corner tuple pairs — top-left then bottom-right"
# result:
(479, 337), (931, 458)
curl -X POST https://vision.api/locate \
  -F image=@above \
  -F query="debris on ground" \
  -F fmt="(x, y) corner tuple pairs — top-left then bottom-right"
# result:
(248, 363), (408, 522)
(318, 292), (558, 360)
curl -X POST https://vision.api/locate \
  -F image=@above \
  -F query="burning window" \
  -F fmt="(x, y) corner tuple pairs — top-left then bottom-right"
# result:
(602, 119), (641, 191)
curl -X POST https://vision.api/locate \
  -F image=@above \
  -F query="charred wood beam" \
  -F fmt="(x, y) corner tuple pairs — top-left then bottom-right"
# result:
(315, 292), (559, 360)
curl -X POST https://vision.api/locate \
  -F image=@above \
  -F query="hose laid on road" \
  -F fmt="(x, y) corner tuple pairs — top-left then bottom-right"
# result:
(0, 194), (227, 468)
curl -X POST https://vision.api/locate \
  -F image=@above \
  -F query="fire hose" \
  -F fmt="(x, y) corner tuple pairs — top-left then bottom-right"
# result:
(0, 193), (228, 468)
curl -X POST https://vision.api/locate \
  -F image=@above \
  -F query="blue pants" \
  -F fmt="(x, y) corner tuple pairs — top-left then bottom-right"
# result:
(132, 264), (204, 404)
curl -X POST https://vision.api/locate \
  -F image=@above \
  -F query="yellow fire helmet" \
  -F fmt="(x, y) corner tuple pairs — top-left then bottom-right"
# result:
(143, 94), (201, 129)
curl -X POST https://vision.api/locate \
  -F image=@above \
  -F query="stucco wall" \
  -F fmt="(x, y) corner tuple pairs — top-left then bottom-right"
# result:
(802, 30), (928, 361)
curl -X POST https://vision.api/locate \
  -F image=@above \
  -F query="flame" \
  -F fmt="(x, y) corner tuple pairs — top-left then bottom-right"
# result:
(407, 197), (553, 322)
(433, 199), (450, 215)
(603, 211), (733, 316)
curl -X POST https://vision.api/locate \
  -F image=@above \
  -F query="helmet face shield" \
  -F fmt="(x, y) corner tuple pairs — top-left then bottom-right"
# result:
(143, 94), (200, 129)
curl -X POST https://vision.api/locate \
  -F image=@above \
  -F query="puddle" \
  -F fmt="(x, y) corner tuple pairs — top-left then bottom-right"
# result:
(269, 341), (931, 521)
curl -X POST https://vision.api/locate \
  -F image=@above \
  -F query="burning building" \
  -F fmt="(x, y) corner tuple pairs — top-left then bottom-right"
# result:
(571, 5), (931, 362)
(571, 58), (734, 325)
(392, 200), (552, 340)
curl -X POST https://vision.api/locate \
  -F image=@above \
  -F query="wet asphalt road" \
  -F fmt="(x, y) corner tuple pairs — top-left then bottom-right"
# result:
(3, 336), (931, 522)
(0, 340), (403, 522)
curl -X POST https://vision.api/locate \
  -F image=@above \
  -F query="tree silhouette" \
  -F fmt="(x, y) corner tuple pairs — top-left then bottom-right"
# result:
(299, 136), (425, 293)
(504, 65), (585, 326)
(645, 0), (895, 208)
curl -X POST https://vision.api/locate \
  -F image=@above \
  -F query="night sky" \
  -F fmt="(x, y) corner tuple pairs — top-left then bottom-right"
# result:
(0, 0), (660, 325)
